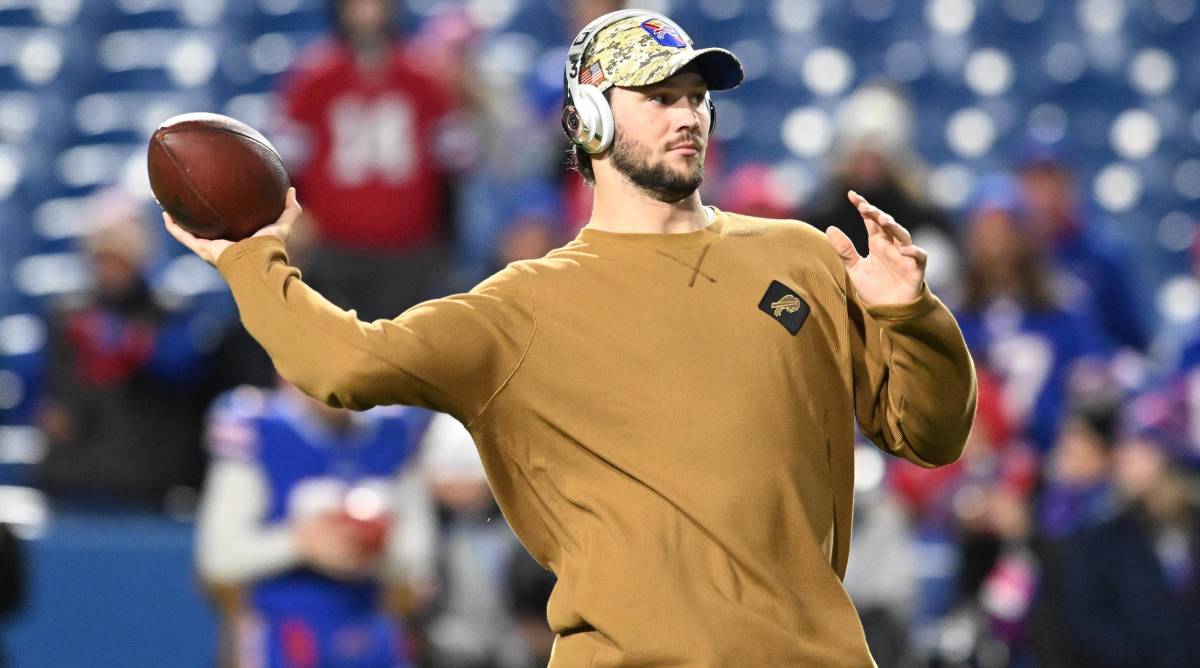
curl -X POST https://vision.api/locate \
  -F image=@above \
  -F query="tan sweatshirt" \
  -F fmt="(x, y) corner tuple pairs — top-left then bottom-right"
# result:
(217, 209), (976, 667)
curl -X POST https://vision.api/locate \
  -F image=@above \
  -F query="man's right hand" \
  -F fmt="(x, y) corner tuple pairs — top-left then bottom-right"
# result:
(163, 187), (302, 267)
(293, 510), (378, 581)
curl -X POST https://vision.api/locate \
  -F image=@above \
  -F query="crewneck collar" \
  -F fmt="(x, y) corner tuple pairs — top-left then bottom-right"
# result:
(578, 207), (725, 249)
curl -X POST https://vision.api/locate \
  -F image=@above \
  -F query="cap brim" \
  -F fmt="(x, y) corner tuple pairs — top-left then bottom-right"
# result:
(682, 48), (745, 91)
(612, 47), (745, 92)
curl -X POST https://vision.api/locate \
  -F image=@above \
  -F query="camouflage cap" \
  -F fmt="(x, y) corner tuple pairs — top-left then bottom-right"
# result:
(576, 15), (743, 93)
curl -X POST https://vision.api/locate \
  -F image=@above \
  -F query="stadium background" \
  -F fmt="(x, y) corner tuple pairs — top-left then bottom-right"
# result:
(0, 0), (1198, 666)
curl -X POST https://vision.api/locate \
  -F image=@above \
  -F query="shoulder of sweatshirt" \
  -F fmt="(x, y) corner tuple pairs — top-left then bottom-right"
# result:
(718, 211), (847, 281)
(511, 213), (844, 281)
(469, 259), (537, 292)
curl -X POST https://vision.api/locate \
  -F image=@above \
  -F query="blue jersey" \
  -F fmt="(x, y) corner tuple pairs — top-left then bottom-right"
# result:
(207, 387), (431, 668)
(1052, 229), (1150, 353)
(955, 299), (1108, 452)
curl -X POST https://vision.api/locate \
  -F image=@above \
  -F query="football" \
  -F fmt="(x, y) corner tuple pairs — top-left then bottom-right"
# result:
(147, 112), (290, 241)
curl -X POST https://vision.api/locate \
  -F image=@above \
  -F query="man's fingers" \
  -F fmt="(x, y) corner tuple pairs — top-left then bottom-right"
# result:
(898, 243), (928, 269)
(857, 202), (885, 231)
(826, 226), (861, 269)
(162, 212), (209, 256)
(849, 190), (912, 245)
(851, 192), (884, 237)
(881, 214), (912, 246)
(253, 187), (301, 240)
(164, 189), (301, 262)
(163, 211), (234, 265)
(850, 191), (883, 227)
(283, 187), (301, 218)
(163, 212), (197, 248)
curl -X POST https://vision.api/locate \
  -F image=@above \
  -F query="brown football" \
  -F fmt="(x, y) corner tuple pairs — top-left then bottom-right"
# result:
(147, 112), (290, 241)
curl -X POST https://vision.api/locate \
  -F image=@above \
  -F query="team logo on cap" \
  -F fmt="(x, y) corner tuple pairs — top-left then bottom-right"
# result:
(641, 19), (687, 48)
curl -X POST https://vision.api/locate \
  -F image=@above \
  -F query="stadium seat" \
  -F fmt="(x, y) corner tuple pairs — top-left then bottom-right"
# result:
(0, 1), (1194, 437)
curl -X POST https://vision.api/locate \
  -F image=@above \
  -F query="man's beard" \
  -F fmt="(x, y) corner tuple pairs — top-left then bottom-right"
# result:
(610, 133), (704, 203)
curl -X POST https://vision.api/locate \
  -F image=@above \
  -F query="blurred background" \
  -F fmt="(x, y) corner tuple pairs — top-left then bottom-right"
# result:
(0, 0), (1198, 666)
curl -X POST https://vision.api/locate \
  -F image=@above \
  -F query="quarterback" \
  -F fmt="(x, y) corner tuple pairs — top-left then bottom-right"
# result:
(168, 9), (976, 666)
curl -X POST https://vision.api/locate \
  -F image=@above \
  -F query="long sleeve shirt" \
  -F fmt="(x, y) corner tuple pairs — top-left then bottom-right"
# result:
(194, 458), (435, 587)
(216, 208), (977, 667)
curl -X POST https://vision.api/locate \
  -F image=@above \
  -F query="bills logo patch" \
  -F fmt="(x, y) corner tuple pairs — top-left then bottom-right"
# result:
(642, 19), (687, 48)
(757, 280), (810, 335)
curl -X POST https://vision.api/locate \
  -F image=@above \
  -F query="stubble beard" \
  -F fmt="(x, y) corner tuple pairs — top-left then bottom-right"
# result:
(609, 133), (705, 203)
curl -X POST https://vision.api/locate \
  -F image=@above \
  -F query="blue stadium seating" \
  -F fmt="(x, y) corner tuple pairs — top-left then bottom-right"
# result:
(1, 0), (1197, 429)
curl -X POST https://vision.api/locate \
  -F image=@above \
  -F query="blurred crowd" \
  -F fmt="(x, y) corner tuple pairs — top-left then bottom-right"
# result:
(2, 0), (1199, 667)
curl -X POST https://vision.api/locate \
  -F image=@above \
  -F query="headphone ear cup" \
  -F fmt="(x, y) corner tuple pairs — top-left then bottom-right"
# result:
(575, 84), (615, 154)
(562, 105), (583, 143)
(575, 90), (600, 143)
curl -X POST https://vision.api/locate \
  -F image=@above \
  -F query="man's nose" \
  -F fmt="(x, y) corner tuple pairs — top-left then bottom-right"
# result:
(671, 100), (702, 133)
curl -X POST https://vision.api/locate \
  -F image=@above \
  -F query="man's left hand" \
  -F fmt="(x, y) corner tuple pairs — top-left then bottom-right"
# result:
(824, 190), (927, 306)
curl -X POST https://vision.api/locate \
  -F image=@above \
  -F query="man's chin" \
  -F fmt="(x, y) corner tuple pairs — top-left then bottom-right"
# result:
(672, 171), (705, 198)
(655, 180), (703, 203)
(662, 160), (703, 184)
(611, 147), (705, 202)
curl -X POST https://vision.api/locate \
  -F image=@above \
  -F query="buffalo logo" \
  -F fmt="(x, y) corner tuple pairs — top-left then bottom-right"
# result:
(758, 281), (810, 335)
(641, 19), (687, 48)
(771, 294), (803, 317)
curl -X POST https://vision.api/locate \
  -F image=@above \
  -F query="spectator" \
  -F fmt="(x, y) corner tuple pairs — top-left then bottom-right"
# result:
(842, 447), (917, 668)
(1037, 394), (1122, 540)
(1028, 393), (1122, 667)
(953, 174), (1110, 452)
(451, 0), (633, 278)
(930, 414), (1039, 667)
(804, 84), (957, 294)
(195, 382), (436, 668)
(408, 4), (565, 282)
(886, 368), (1032, 652)
(1061, 431), (1200, 668)
(36, 188), (215, 507)
(273, 0), (460, 321)
(417, 413), (526, 667)
(1017, 150), (1151, 352)
(715, 162), (793, 221)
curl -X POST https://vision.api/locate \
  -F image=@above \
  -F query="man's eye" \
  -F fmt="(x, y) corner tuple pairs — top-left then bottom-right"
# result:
(690, 94), (706, 104)
(649, 95), (667, 104)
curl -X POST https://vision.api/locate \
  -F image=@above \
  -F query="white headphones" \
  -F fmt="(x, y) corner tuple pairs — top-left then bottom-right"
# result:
(562, 9), (716, 155)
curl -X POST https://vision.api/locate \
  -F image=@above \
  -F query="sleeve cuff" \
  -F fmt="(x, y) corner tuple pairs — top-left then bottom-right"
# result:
(215, 235), (288, 277)
(863, 283), (939, 322)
